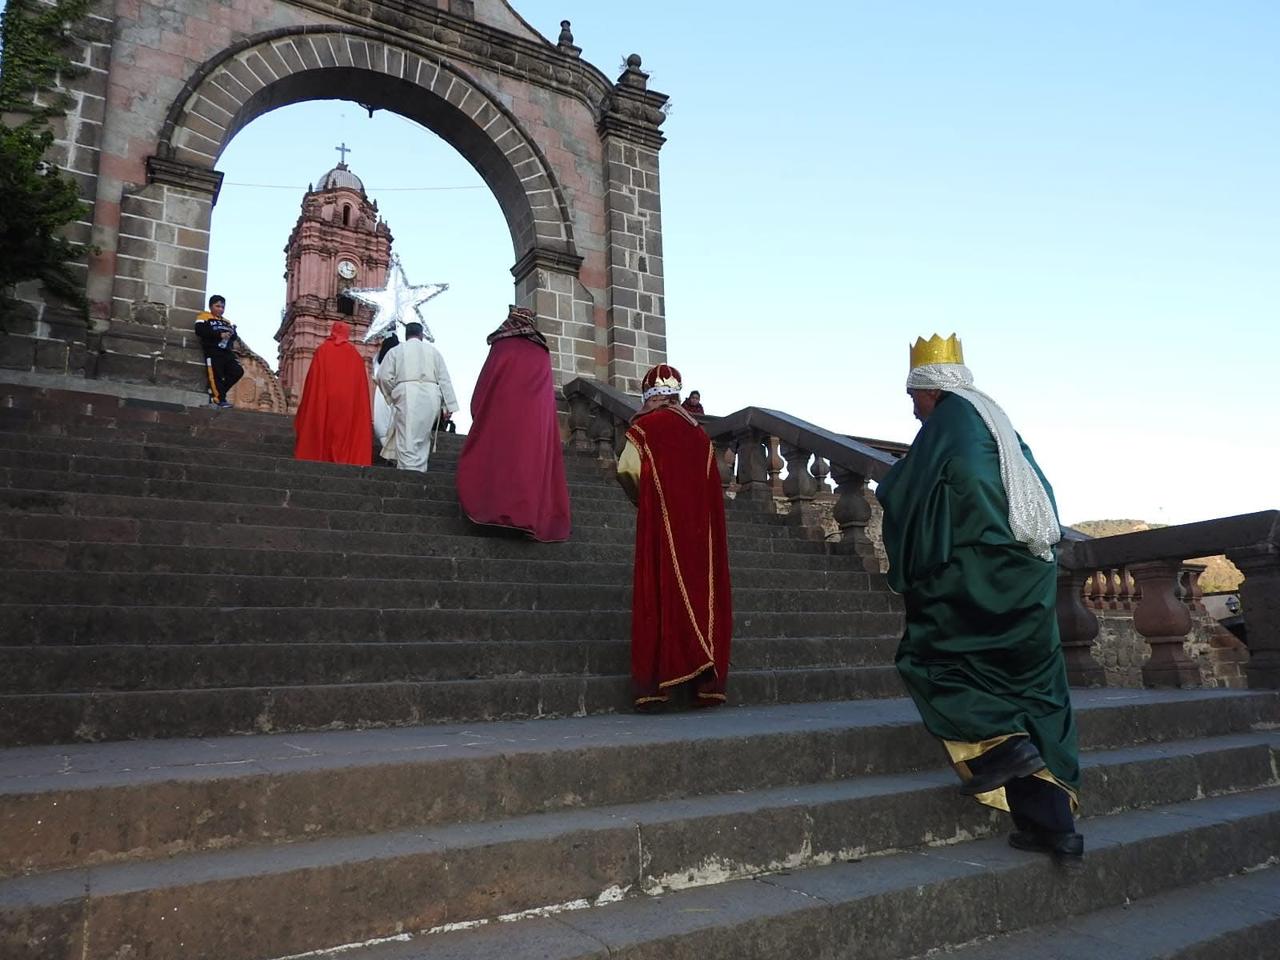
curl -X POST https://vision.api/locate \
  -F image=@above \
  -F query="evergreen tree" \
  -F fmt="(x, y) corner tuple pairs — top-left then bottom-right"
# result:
(0, 0), (94, 316)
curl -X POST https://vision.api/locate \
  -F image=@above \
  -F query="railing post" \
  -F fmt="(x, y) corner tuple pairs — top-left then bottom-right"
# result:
(712, 437), (735, 490)
(733, 429), (774, 505)
(1226, 543), (1280, 689)
(588, 408), (618, 461)
(567, 394), (593, 453)
(780, 442), (825, 531)
(1057, 567), (1104, 687)
(830, 465), (878, 572)
(767, 436), (785, 492)
(1130, 560), (1199, 687)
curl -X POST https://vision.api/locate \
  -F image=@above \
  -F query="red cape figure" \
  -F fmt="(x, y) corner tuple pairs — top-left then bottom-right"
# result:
(617, 365), (732, 708)
(456, 307), (571, 542)
(293, 320), (373, 466)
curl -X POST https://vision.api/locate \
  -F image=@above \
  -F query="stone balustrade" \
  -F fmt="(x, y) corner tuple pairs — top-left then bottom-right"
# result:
(561, 379), (899, 573)
(1057, 512), (1280, 690)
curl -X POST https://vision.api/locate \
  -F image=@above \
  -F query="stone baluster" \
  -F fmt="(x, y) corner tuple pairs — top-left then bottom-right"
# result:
(1120, 567), (1140, 611)
(1102, 568), (1120, 610)
(767, 436), (785, 492)
(1057, 568), (1104, 687)
(811, 454), (830, 493)
(1130, 560), (1199, 687)
(780, 442), (824, 530)
(567, 394), (593, 453)
(1180, 566), (1207, 613)
(733, 429), (774, 506)
(830, 465), (878, 572)
(1225, 543), (1280, 689)
(712, 438), (736, 490)
(587, 408), (618, 461)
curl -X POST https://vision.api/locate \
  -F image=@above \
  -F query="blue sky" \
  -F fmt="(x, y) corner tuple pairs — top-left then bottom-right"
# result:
(207, 1), (1279, 525)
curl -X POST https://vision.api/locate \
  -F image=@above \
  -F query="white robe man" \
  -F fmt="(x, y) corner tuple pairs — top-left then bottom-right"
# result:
(374, 322), (459, 472)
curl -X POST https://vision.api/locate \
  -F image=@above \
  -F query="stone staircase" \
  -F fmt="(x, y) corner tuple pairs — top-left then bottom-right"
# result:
(2, 380), (1279, 960)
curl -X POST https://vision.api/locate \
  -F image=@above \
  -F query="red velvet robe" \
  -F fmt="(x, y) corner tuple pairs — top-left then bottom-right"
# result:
(622, 406), (733, 707)
(293, 321), (373, 466)
(456, 336), (571, 542)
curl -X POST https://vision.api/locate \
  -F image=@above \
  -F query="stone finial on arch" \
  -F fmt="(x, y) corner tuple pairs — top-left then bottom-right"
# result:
(155, 26), (578, 265)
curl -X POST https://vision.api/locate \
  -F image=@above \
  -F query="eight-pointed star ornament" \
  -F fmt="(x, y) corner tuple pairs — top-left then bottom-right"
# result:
(349, 255), (449, 343)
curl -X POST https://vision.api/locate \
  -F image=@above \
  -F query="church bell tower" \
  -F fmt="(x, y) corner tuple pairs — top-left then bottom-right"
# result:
(276, 146), (392, 412)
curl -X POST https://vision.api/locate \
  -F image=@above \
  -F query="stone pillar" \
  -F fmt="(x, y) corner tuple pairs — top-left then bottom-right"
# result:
(598, 55), (669, 395)
(831, 466), (878, 572)
(1226, 544), (1280, 689)
(712, 438), (735, 490)
(512, 249), (593, 387)
(1056, 568), (1104, 687)
(91, 158), (223, 388)
(1130, 560), (1200, 688)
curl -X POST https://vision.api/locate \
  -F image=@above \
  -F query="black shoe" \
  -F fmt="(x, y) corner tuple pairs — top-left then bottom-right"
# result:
(958, 737), (1046, 795)
(1009, 830), (1085, 869)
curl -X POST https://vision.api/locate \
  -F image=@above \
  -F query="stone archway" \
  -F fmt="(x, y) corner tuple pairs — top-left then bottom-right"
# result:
(18, 1), (671, 395)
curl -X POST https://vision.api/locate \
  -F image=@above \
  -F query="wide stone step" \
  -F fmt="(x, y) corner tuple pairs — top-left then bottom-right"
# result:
(0, 540), (873, 588)
(0, 489), (821, 548)
(0, 571), (892, 618)
(0, 428), (634, 493)
(0, 664), (909, 746)
(0, 447), (630, 503)
(3, 732), (1277, 960)
(321, 788), (1280, 960)
(0, 469), (799, 534)
(0, 518), (858, 572)
(0, 604), (902, 646)
(905, 866), (1280, 959)
(4, 691), (1274, 876)
(0, 634), (899, 693)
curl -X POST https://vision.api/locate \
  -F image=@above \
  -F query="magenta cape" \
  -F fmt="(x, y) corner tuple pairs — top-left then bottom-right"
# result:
(456, 337), (571, 542)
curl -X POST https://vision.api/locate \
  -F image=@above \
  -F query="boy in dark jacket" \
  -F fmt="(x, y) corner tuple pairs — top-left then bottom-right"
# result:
(194, 294), (243, 407)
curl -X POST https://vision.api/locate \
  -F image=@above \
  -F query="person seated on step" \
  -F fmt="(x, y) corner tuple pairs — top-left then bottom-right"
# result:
(193, 294), (243, 408)
(616, 364), (732, 711)
(876, 333), (1083, 868)
(293, 320), (373, 466)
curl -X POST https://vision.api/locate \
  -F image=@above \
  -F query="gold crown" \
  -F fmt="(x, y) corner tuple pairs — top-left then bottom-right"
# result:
(909, 334), (964, 370)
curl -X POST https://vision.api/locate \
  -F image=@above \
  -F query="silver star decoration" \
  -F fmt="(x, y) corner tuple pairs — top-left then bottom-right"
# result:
(349, 255), (449, 343)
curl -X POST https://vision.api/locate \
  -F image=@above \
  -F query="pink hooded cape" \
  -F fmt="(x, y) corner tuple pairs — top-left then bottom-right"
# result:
(455, 336), (571, 542)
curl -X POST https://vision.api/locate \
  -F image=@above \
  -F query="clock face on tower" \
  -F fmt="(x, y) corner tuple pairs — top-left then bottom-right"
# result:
(337, 260), (358, 280)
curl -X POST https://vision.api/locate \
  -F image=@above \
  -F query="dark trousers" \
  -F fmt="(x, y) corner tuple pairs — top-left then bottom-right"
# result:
(204, 351), (243, 403)
(1007, 775), (1075, 835)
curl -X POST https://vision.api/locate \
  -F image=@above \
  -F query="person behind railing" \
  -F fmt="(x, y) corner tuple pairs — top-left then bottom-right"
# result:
(680, 389), (705, 417)
(616, 364), (732, 711)
(876, 334), (1083, 867)
(455, 306), (570, 542)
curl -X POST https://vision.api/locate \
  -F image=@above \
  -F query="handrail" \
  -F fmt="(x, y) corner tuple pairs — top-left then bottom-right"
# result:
(562, 377), (638, 422)
(702, 407), (898, 483)
(1058, 511), (1280, 571)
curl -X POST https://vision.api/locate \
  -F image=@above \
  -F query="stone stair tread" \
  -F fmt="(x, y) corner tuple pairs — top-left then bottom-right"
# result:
(9, 785), (1276, 960)
(274, 788), (1280, 960)
(3, 690), (1271, 801)
(0, 524), (850, 571)
(4, 736), (1276, 908)
(904, 865), (1280, 959)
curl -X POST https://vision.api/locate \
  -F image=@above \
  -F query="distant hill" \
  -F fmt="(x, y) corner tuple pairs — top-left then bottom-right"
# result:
(1067, 519), (1243, 593)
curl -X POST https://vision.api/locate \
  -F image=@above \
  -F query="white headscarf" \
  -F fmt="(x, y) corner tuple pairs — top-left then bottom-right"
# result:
(907, 363), (1060, 561)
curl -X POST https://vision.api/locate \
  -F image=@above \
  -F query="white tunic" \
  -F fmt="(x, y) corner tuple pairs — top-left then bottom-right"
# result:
(374, 338), (459, 472)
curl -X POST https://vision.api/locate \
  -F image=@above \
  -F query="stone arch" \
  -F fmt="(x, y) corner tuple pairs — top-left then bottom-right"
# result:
(158, 26), (577, 265)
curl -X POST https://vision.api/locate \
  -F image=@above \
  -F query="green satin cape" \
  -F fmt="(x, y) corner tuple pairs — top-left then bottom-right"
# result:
(876, 393), (1080, 802)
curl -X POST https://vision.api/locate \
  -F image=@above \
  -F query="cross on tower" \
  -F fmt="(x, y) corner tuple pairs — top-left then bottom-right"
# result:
(335, 142), (351, 165)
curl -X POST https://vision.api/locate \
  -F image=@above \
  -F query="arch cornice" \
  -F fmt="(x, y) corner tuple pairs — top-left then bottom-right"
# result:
(157, 25), (580, 264)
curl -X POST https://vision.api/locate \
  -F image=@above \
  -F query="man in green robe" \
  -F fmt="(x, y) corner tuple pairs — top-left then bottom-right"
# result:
(876, 334), (1083, 866)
